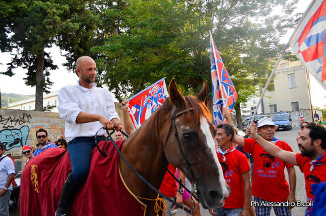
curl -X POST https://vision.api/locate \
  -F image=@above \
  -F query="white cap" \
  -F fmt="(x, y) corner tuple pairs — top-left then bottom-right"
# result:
(257, 117), (275, 128)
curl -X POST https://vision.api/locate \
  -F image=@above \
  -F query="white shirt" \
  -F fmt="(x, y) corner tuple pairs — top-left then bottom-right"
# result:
(0, 155), (15, 190)
(58, 82), (119, 142)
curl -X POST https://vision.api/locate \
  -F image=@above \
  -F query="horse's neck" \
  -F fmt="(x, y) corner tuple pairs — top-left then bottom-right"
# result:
(120, 119), (169, 199)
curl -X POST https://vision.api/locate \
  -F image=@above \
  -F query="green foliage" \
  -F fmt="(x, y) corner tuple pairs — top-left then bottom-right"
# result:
(0, 0), (100, 110)
(92, 0), (299, 106)
(0, 93), (33, 107)
(1, 0), (301, 116)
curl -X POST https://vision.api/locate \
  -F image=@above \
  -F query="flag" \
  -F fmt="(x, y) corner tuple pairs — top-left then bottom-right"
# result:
(210, 32), (238, 125)
(128, 78), (168, 128)
(290, 0), (326, 90)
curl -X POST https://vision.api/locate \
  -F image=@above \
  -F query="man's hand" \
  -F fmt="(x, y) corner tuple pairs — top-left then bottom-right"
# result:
(248, 124), (259, 140)
(241, 209), (250, 216)
(0, 188), (6, 196)
(99, 116), (114, 129)
(121, 100), (129, 112)
(287, 194), (296, 209)
(111, 118), (122, 131)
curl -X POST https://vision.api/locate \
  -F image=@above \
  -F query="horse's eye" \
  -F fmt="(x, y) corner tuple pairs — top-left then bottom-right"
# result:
(182, 132), (193, 141)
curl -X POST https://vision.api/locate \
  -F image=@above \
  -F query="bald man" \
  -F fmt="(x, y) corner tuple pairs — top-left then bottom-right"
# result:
(57, 56), (122, 216)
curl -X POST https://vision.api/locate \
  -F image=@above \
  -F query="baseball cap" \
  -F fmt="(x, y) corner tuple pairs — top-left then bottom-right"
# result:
(257, 117), (275, 128)
(22, 145), (32, 152)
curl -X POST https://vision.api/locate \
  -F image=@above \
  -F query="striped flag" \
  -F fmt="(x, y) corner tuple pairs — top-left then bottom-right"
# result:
(210, 32), (238, 125)
(290, 0), (326, 90)
(127, 78), (168, 128)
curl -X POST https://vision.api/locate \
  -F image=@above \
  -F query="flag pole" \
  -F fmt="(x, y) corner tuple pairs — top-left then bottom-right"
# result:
(250, 0), (316, 125)
(250, 51), (285, 125)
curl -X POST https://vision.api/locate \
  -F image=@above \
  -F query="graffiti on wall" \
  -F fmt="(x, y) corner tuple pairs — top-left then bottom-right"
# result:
(0, 113), (32, 129)
(0, 126), (30, 151)
(0, 113), (65, 151)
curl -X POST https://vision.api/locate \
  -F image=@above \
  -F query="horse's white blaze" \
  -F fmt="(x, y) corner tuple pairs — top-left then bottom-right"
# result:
(200, 117), (229, 199)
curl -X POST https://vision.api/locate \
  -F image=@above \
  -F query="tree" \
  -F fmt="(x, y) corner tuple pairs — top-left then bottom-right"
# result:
(93, 0), (299, 126)
(0, 0), (98, 111)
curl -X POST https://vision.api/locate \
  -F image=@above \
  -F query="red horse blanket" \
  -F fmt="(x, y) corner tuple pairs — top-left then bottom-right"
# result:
(20, 141), (147, 216)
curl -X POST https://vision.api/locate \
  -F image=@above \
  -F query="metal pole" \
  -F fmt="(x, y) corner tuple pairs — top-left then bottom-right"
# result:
(250, 0), (316, 125)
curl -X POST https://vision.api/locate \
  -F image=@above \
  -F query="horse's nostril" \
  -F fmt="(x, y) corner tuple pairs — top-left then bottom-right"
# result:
(208, 190), (222, 200)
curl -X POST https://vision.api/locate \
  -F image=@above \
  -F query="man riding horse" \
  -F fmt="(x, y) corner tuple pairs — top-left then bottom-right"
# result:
(56, 56), (122, 215)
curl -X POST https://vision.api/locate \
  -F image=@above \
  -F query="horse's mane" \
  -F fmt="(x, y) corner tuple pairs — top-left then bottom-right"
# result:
(152, 95), (212, 129)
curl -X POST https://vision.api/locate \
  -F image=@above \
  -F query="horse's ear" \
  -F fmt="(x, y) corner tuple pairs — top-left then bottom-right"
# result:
(197, 81), (208, 103)
(169, 79), (186, 109)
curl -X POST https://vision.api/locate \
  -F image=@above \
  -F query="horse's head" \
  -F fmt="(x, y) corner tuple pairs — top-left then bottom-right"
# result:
(163, 79), (229, 209)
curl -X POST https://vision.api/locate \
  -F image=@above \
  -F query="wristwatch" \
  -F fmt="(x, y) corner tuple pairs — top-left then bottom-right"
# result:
(178, 188), (184, 194)
(3, 186), (8, 191)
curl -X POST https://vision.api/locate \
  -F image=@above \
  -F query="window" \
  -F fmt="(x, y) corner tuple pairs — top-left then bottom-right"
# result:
(291, 102), (299, 111)
(288, 73), (296, 89)
(270, 104), (277, 113)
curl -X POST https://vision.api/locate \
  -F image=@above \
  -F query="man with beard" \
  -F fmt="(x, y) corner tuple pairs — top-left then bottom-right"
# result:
(57, 56), (122, 216)
(34, 128), (57, 156)
(233, 117), (296, 216)
(247, 122), (326, 213)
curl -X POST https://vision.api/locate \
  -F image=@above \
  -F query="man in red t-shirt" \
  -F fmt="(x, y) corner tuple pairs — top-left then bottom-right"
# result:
(233, 117), (296, 216)
(215, 124), (251, 216)
(247, 122), (326, 215)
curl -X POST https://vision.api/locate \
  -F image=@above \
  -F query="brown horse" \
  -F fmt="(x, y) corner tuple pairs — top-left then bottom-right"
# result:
(20, 79), (229, 216)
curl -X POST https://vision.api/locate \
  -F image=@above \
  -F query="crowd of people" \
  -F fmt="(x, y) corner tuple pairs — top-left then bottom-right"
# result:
(1, 55), (325, 216)
(0, 128), (68, 216)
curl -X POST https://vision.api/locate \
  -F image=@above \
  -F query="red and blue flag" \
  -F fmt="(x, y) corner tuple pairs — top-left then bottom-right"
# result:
(128, 78), (168, 128)
(210, 33), (238, 125)
(290, 0), (326, 90)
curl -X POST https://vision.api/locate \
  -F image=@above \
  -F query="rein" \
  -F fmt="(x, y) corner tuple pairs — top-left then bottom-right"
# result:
(163, 106), (197, 187)
(97, 128), (193, 214)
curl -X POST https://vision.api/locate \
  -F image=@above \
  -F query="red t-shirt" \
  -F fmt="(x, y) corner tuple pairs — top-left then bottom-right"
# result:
(217, 148), (250, 209)
(159, 164), (177, 197)
(296, 153), (326, 201)
(243, 138), (294, 202)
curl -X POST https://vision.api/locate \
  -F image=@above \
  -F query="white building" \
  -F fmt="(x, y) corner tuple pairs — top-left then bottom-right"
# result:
(7, 91), (59, 112)
(263, 60), (312, 114)
(241, 59), (315, 127)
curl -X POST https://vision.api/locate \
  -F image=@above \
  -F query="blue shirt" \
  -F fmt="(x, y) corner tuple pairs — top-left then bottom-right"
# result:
(34, 143), (57, 156)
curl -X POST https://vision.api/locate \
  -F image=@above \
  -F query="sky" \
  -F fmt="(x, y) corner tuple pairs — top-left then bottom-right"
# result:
(0, 0), (325, 108)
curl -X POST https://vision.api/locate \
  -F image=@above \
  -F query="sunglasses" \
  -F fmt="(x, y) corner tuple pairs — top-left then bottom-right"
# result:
(23, 150), (31, 155)
(37, 135), (47, 139)
(260, 125), (275, 130)
(301, 125), (308, 129)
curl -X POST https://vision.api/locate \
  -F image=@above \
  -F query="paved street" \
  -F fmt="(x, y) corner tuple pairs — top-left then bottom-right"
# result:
(178, 128), (307, 216)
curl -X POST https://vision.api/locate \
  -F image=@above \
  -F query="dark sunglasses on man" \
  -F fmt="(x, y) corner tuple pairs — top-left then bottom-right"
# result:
(23, 150), (31, 155)
(37, 135), (47, 139)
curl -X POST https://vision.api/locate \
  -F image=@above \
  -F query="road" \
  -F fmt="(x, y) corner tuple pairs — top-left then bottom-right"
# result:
(178, 128), (307, 216)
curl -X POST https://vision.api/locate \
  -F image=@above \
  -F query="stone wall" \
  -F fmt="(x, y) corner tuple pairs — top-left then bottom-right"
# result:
(0, 109), (65, 173)
(0, 104), (124, 173)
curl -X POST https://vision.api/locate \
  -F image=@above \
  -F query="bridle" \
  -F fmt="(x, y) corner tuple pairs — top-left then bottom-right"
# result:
(163, 106), (197, 185)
